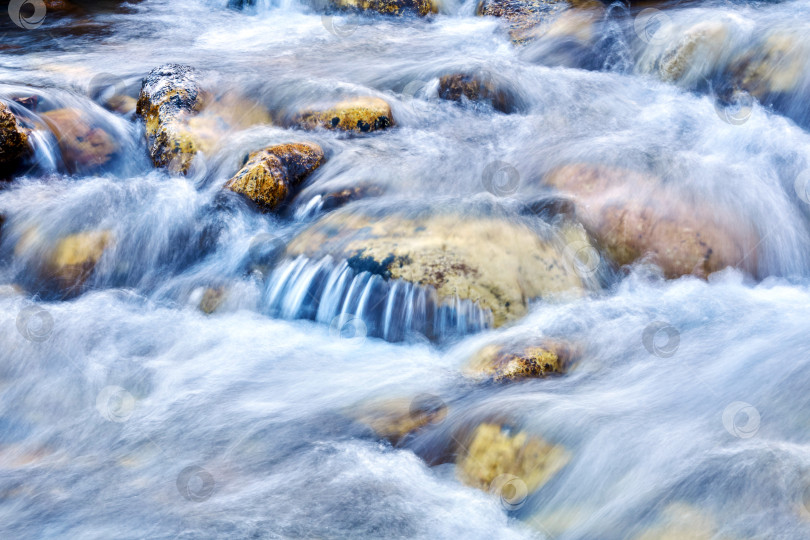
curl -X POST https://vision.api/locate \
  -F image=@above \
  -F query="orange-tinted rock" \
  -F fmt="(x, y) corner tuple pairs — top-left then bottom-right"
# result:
(40, 108), (117, 172)
(545, 164), (758, 278)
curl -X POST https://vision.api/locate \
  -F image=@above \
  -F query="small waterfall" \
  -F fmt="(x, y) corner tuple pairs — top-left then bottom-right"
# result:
(263, 255), (493, 341)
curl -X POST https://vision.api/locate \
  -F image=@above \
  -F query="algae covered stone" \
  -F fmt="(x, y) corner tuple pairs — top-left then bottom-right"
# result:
(465, 340), (579, 382)
(456, 422), (570, 494)
(225, 142), (325, 211)
(293, 97), (394, 134)
(286, 207), (595, 327)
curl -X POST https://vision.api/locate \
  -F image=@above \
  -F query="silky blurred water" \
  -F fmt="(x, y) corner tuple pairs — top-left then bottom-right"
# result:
(3, 0), (810, 538)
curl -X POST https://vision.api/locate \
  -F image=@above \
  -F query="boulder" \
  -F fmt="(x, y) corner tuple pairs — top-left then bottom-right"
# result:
(544, 163), (758, 278)
(224, 142), (325, 212)
(476, 0), (603, 45)
(456, 422), (570, 494)
(286, 207), (596, 327)
(40, 108), (118, 172)
(438, 73), (514, 113)
(331, 0), (437, 16)
(0, 101), (30, 176)
(293, 97), (394, 134)
(465, 340), (580, 382)
(136, 64), (271, 174)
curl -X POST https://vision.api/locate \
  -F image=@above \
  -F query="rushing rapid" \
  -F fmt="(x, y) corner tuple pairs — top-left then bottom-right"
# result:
(3, 0), (810, 539)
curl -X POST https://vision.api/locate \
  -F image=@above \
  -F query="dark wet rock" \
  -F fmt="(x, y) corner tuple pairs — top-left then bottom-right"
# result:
(544, 163), (758, 278)
(286, 206), (596, 327)
(40, 108), (118, 172)
(520, 195), (576, 223)
(224, 142), (325, 212)
(11, 96), (39, 112)
(293, 97), (394, 134)
(331, 0), (437, 16)
(319, 184), (385, 212)
(136, 64), (205, 174)
(465, 339), (580, 382)
(438, 73), (515, 113)
(136, 64), (271, 174)
(0, 101), (30, 177)
(477, 0), (603, 45)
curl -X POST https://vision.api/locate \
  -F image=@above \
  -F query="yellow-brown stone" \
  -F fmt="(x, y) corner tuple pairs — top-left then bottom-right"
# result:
(40, 108), (118, 172)
(545, 163), (758, 278)
(286, 209), (595, 327)
(294, 97), (394, 134)
(456, 422), (570, 493)
(46, 230), (113, 291)
(732, 32), (806, 99)
(225, 142), (325, 211)
(466, 340), (579, 382)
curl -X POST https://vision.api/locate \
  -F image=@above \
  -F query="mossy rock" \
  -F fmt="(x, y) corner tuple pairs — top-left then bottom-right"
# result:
(136, 64), (271, 174)
(456, 422), (570, 494)
(225, 142), (325, 212)
(465, 340), (580, 382)
(331, 0), (437, 16)
(293, 97), (394, 134)
(40, 108), (118, 172)
(545, 163), (758, 278)
(286, 207), (595, 327)
(0, 101), (30, 176)
(438, 73), (515, 113)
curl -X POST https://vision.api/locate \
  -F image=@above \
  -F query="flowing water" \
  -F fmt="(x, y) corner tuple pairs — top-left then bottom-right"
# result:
(3, 0), (810, 538)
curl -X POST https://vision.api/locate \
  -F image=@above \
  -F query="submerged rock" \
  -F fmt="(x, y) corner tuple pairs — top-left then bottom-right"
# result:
(286, 207), (594, 327)
(731, 32), (806, 100)
(293, 97), (394, 134)
(438, 73), (515, 113)
(456, 422), (570, 494)
(46, 230), (113, 292)
(318, 184), (385, 211)
(331, 0), (437, 16)
(476, 0), (603, 45)
(656, 21), (729, 84)
(225, 142), (325, 212)
(352, 395), (448, 446)
(40, 108), (118, 172)
(465, 340), (579, 382)
(544, 163), (758, 278)
(136, 64), (270, 174)
(198, 286), (227, 314)
(632, 503), (727, 540)
(0, 101), (30, 176)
